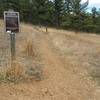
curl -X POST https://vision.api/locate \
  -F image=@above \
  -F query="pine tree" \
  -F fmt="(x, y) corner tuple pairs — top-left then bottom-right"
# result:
(54, 0), (64, 26)
(91, 7), (97, 23)
(19, 0), (30, 22)
(29, 0), (52, 25)
(69, 0), (89, 31)
(4, 0), (20, 11)
(65, 0), (71, 14)
(0, 0), (4, 17)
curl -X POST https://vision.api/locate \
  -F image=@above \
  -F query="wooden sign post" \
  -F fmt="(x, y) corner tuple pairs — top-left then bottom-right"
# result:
(10, 32), (16, 61)
(4, 10), (20, 62)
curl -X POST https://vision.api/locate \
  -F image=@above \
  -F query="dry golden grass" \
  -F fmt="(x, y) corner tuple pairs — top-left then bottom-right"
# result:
(24, 40), (34, 57)
(6, 61), (24, 82)
(0, 20), (4, 26)
(0, 20), (100, 99)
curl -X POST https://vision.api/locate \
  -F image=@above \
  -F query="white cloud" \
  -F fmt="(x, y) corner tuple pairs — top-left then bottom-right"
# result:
(82, 0), (100, 9)
(84, 0), (100, 7)
(89, 0), (100, 4)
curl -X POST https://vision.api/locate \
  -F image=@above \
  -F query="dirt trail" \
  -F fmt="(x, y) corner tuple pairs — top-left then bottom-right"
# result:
(0, 23), (100, 100)
(31, 28), (100, 100)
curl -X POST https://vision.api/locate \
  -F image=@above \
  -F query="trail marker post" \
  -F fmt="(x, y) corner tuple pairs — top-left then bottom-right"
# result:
(46, 27), (48, 33)
(10, 32), (16, 61)
(4, 10), (20, 62)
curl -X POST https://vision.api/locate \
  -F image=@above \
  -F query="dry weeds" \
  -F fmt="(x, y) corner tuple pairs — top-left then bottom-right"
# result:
(24, 39), (34, 57)
(6, 61), (24, 82)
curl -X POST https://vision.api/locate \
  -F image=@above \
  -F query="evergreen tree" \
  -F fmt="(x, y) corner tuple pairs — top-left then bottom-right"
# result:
(19, 0), (30, 22)
(64, 0), (71, 14)
(69, 0), (89, 31)
(4, 0), (20, 11)
(54, 0), (64, 26)
(0, 0), (4, 17)
(91, 7), (97, 23)
(29, 0), (52, 25)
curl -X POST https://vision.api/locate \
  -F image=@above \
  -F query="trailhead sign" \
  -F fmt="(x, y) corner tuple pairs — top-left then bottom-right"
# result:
(4, 10), (20, 33)
(4, 10), (20, 62)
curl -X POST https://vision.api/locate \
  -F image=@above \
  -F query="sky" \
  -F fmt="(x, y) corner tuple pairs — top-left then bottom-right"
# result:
(83, 0), (100, 9)
(80, 0), (100, 12)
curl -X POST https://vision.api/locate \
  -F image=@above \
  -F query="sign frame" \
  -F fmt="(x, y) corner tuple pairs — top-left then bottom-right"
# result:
(4, 10), (20, 33)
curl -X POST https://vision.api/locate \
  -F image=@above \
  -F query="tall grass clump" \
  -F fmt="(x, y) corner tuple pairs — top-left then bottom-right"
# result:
(19, 38), (43, 81)
(6, 61), (24, 82)
(24, 39), (34, 58)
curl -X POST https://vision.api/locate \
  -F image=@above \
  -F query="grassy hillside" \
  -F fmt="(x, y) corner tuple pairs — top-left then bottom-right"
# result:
(0, 20), (100, 100)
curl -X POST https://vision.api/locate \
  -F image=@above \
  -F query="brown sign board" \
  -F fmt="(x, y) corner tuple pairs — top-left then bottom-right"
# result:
(4, 10), (20, 33)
